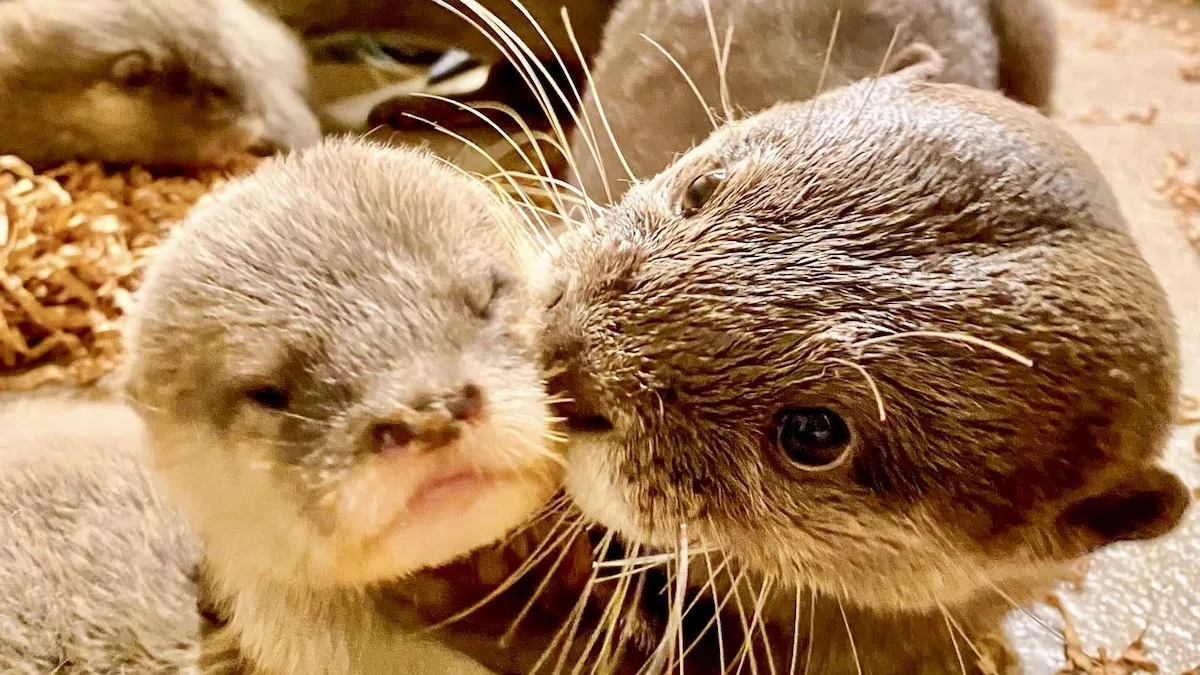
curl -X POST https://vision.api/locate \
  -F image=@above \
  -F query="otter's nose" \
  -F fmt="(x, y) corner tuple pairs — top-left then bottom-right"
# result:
(545, 363), (613, 433)
(445, 383), (484, 422)
(369, 384), (486, 454)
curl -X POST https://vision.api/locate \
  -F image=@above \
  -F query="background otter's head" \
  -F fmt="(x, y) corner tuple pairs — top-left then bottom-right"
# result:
(124, 139), (559, 590)
(0, 0), (320, 167)
(540, 67), (1190, 612)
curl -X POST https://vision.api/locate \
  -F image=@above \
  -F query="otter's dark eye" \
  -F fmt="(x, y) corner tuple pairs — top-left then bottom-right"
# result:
(680, 169), (726, 216)
(774, 408), (850, 469)
(246, 385), (290, 411)
(546, 288), (564, 311)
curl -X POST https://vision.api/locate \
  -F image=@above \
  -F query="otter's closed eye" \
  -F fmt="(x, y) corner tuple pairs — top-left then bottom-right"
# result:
(246, 385), (290, 411)
(679, 169), (727, 216)
(109, 51), (155, 89)
(467, 269), (512, 319)
(774, 407), (851, 469)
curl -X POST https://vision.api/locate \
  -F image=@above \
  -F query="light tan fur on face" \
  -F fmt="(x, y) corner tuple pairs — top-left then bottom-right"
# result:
(0, 0), (320, 168)
(123, 137), (560, 673)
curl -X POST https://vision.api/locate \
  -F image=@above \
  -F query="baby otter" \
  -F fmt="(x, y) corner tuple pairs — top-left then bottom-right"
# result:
(122, 137), (560, 674)
(529, 53), (1191, 673)
(0, 0), (321, 168)
(0, 395), (201, 674)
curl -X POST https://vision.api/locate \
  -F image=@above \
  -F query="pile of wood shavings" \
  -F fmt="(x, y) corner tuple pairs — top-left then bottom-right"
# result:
(1, 155), (259, 391)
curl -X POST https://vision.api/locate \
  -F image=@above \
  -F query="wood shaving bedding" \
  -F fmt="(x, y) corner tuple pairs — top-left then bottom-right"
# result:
(1, 155), (258, 391)
(1047, 595), (1162, 674)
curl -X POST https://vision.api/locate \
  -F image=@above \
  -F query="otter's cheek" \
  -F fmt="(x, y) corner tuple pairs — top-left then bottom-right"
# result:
(564, 437), (644, 539)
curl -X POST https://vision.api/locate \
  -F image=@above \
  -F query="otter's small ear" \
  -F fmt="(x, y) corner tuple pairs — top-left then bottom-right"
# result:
(1057, 465), (1191, 555)
(883, 43), (945, 82)
(109, 50), (155, 89)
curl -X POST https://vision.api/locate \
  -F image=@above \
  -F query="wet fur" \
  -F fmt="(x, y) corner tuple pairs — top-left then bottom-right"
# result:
(0, 0), (319, 168)
(0, 396), (202, 674)
(537, 54), (1190, 673)
(122, 138), (559, 674)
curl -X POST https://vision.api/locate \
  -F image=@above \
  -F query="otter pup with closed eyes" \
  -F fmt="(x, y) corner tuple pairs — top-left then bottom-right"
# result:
(123, 137), (562, 674)
(0, 0), (320, 168)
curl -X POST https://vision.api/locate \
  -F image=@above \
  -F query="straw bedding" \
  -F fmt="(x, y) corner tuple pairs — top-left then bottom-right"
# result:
(0, 155), (258, 391)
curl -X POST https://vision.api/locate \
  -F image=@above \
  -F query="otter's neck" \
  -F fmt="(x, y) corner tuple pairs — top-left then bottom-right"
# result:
(201, 559), (495, 675)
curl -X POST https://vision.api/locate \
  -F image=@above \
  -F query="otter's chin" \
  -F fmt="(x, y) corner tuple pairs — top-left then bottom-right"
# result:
(337, 468), (559, 587)
(564, 435), (672, 547)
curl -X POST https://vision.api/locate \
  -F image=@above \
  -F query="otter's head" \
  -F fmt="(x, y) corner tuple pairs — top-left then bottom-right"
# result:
(0, 0), (319, 167)
(541, 63), (1189, 612)
(124, 138), (559, 589)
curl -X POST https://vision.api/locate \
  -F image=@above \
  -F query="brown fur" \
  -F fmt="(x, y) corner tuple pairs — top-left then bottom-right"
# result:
(528, 52), (1191, 673)
(122, 137), (560, 674)
(0, 396), (202, 674)
(0, 0), (320, 168)
(565, 0), (1057, 204)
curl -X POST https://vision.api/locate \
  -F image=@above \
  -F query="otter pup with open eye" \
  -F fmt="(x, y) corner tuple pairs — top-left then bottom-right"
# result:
(122, 137), (560, 674)
(531, 53), (1191, 673)
(0, 0), (320, 168)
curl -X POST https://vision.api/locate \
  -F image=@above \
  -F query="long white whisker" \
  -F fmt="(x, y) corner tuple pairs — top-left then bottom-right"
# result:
(562, 8), (637, 202)
(800, 7), (843, 139)
(535, 530), (615, 675)
(852, 23), (905, 124)
(837, 598), (862, 675)
(788, 586), (801, 675)
(418, 511), (583, 634)
(804, 588), (816, 674)
(856, 330), (1034, 368)
(937, 601), (987, 666)
(406, 114), (549, 252)
(942, 606), (969, 675)
(503, 0), (616, 218)
(829, 357), (886, 422)
(639, 34), (719, 131)
(432, 0), (601, 229)
(502, 522), (591, 644)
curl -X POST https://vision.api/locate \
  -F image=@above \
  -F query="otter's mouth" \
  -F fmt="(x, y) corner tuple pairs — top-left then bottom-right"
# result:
(545, 365), (616, 434)
(566, 414), (614, 433)
(551, 398), (614, 434)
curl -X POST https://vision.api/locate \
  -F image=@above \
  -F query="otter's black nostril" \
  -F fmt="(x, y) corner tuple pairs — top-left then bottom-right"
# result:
(371, 422), (416, 453)
(446, 383), (485, 421)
